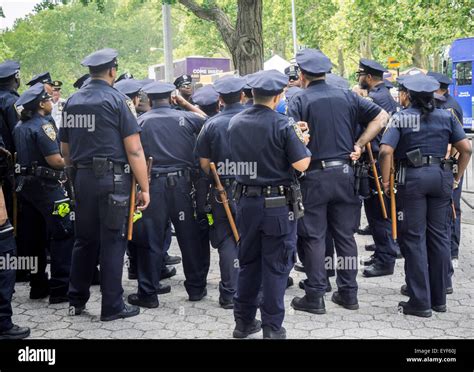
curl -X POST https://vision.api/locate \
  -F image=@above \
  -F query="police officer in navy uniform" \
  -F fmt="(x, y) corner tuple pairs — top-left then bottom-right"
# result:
(356, 58), (400, 277)
(13, 83), (74, 304)
(60, 48), (150, 321)
(243, 83), (254, 108)
(0, 60), (21, 156)
(229, 69), (311, 339)
(196, 76), (246, 309)
(288, 49), (389, 315)
(428, 71), (464, 262)
(379, 74), (471, 317)
(192, 85), (220, 117)
(127, 81), (208, 307)
(174, 74), (194, 104)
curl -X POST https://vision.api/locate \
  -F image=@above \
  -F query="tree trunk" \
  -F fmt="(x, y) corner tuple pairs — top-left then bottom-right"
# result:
(337, 47), (345, 77)
(178, 0), (263, 75)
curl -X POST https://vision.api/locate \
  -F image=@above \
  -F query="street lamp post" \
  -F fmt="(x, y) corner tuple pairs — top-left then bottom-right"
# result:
(291, 0), (298, 57)
(162, 2), (174, 83)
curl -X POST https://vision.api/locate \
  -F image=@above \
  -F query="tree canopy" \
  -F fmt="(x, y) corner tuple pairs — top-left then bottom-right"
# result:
(1, 0), (472, 95)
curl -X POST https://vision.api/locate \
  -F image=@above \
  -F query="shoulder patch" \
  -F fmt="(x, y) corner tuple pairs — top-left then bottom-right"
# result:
(42, 123), (57, 141)
(292, 123), (305, 144)
(126, 98), (137, 118)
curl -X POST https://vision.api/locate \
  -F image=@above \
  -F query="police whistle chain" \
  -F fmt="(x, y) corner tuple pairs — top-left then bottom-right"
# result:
(390, 158), (397, 241)
(366, 142), (388, 219)
(209, 162), (240, 243)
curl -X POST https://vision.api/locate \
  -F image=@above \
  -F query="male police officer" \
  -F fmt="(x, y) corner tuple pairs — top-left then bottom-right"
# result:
(288, 49), (389, 314)
(174, 74), (194, 103)
(197, 76), (246, 309)
(128, 81), (208, 307)
(192, 85), (220, 117)
(229, 69), (311, 339)
(51, 81), (66, 129)
(356, 59), (400, 277)
(60, 48), (150, 321)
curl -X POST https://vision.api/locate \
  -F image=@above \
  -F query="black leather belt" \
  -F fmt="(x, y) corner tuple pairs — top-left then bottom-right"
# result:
(308, 159), (351, 171)
(151, 169), (190, 178)
(237, 184), (289, 197)
(16, 165), (65, 181)
(400, 156), (444, 168)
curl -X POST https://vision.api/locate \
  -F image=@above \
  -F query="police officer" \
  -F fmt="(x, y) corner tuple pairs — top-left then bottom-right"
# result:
(196, 76), (246, 309)
(288, 49), (389, 314)
(379, 74), (471, 317)
(0, 184), (30, 339)
(242, 84), (254, 107)
(0, 60), (21, 156)
(174, 74), (194, 103)
(26, 72), (54, 96)
(428, 71), (464, 262)
(127, 81), (208, 307)
(284, 65), (301, 88)
(192, 85), (220, 117)
(51, 81), (66, 129)
(60, 48), (150, 321)
(356, 59), (400, 277)
(229, 69), (311, 339)
(13, 83), (74, 304)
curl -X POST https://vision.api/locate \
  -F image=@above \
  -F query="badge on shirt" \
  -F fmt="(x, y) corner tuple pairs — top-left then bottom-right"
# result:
(292, 123), (305, 144)
(126, 98), (137, 118)
(42, 123), (57, 141)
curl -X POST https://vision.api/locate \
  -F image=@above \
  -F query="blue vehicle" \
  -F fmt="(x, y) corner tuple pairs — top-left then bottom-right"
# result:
(442, 37), (474, 132)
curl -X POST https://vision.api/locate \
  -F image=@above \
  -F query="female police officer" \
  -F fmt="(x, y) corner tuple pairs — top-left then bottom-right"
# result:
(379, 74), (471, 317)
(13, 83), (74, 304)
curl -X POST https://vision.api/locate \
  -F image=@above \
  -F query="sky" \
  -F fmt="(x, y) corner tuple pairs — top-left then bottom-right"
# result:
(0, 0), (40, 30)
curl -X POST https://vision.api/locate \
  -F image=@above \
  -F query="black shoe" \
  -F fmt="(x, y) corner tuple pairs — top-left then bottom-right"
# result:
(263, 326), (286, 339)
(363, 262), (394, 277)
(127, 294), (159, 308)
(432, 304), (447, 313)
(49, 295), (69, 304)
(451, 255), (458, 260)
(165, 255), (182, 265)
(398, 301), (432, 318)
(157, 283), (171, 295)
(286, 276), (294, 288)
(294, 263), (305, 273)
(161, 266), (177, 280)
(361, 254), (377, 267)
(29, 286), (50, 300)
(101, 304), (140, 321)
(219, 298), (234, 309)
(446, 287), (453, 295)
(92, 268), (100, 286)
(0, 325), (30, 340)
(365, 243), (376, 252)
(189, 288), (207, 302)
(331, 291), (359, 310)
(357, 226), (372, 236)
(68, 304), (86, 316)
(291, 295), (326, 314)
(299, 279), (331, 293)
(233, 319), (262, 339)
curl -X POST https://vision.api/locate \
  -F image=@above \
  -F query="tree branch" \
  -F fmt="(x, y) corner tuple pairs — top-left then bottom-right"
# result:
(178, 0), (236, 50)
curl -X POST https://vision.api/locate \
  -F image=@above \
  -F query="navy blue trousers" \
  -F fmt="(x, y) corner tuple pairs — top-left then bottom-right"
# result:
(68, 169), (130, 317)
(397, 166), (453, 310)
(0, 227), (16, 332)
(234, 196), (296, 331)
(134, 175), (208, 298)
(297, 166), (359, 303)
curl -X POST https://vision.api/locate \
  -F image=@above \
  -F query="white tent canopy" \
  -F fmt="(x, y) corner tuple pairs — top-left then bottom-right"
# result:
(264, 55), (291, 74)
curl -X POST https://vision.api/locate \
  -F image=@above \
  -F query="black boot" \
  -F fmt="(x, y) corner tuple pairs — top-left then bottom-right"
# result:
(363, 261), (394, 277)
(127, 294), (159, 309)
(291, 295), (325, 314)
(160, 266), (177, 280)
(100, 304), (140, 321)
(164, 254), (182, 265)
(364, 243), (376, 252)
(398, 301), (432, 318)
(357, 225), (372, 236)
(0, 325), (30, 340)
(331, 291), (359, 310)
(262, 326), (286, 339)
(233, 319), (262, 339)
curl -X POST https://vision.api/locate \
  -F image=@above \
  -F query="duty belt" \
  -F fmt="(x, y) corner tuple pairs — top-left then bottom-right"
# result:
(235, 183), (289, 197)
(151, 168), (191, 179)
(400, 156), (444, 168)
(16, 165), (65, 181)
(308, 159), (351, 172)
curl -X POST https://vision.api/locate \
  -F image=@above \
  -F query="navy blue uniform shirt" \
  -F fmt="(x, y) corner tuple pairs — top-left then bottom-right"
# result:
(437, 93), (463, 125)
(196, 102), (245, 176)
(0, 88), (19, 152)
(13, 113), (60, 167)
(287, 80), (381, 162)
(59, 79), (140, 164)
(381, 106), (466, 160)
(228, 104), (311, 186)
(138, 104), (205, 172)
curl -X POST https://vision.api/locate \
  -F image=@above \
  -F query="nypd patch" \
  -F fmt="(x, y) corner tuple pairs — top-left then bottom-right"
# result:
(292, 123), (305, 144)
(42, 123), (57, 141)
(126, 98), (137, 118)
